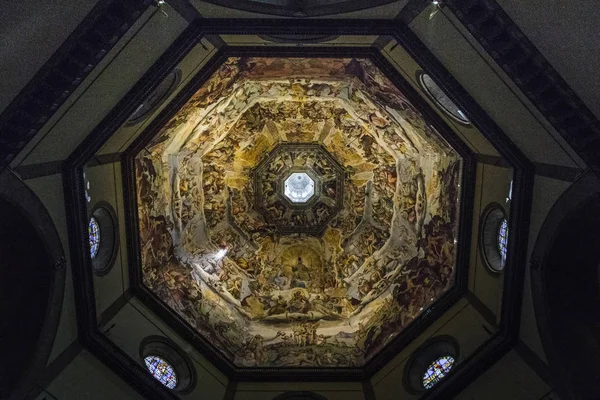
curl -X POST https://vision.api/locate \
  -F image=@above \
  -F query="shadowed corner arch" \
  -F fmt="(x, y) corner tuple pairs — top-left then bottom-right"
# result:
(530, 171), (600, 400)
(195, 0), (398, 17)
(0, 170), (66, 400)
(478, 203), (508, 274)
(272, 391), (328, 400)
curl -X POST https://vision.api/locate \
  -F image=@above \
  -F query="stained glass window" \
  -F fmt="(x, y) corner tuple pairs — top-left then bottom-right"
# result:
(497, 218), (508, 262)
(144, 355), (177, 389)
(89, 217), (100, 259)
(422, 356), (455, 389)
(506, 180), (513, 203)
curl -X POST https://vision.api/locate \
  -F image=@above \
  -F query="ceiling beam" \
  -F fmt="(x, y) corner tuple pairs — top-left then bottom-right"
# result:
(167, 0), (202, 22)
(477, 154), (584, 182)
(362, 379), (377, 400)
(447, 0), (600, 176)
(397, 0), (432, 24)
(515, 340), (553, 391)
(0, 0), (155, 173)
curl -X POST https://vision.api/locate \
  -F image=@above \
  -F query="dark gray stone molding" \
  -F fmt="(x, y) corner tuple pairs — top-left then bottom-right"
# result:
(447, 0), (600, 175)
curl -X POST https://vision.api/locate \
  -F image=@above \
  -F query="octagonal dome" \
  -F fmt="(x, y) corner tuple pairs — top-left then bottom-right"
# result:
(134, 57), (463, 369)
(252, 143), (345, 235)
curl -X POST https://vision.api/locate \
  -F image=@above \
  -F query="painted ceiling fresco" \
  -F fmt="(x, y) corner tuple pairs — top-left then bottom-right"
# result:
(252, 143), (346, 235)
(135, 57), (462, 368)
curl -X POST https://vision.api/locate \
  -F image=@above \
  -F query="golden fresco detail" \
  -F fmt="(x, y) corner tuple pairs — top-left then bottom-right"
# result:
(135, 57), (462, 368)
(251, 143), (345, 235)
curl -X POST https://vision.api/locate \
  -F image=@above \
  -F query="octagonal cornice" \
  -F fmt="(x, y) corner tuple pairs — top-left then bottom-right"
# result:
(122, 46), (475, 381)
(252, 143), (346, 236)
(280, 169), (320, 207)
(59, 19), (534, 397)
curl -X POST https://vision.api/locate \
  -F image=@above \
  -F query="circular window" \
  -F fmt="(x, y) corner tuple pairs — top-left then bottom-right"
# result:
(422, 355), (455, 389)
(193, 0), (398, 17)
(404, 336), (459, 393)
(417, 71), (470, 124)
(284, 172), (316, 203)
(88, 203), (118, 275)
(497, 218), (508, 263)
(272, 392), (328, 400)
(126, 69), (182, 126)
(480, 204), (508, 273)
(88, 217), (100, 259)
(140, 336), (196, 394)
(144, 355), (178, 389)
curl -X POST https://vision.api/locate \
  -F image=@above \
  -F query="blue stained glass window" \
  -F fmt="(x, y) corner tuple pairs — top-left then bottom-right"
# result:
(497, 218), (508, 262)
(144, 355), (177, 389)
(89, 217), (100, 259)
(422, 356), (455, 389)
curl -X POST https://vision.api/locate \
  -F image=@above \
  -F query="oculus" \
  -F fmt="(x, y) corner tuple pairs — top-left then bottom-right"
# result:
(273, 392), (328, 400)
(140, 336), (196, 393)
(403, 336), (459, 393)
(126, 69), (182, 126)
(144, 356), (177, 389)
(422, 355), (455, 389)
(480, 204), (508, 273)
(88, 203), (119, 276)
(284, 172), (315, 203)
(134, 57), (463, 368)
(195, 0), (399, 17)
(497, 218), (508, 263)
(418, 71), (470, 125)
(88, 217), (100, 259)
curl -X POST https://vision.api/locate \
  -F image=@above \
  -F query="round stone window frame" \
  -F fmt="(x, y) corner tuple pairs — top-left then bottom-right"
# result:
(143, 355), (178, 389)
(403, 335), (460, 394)
(272, 392), (328, 400)
(416, 71), (471, 125)
(479, 203), (509, 274)
(88, 202), (119, 276)
(194, 0), (399, 17)
(125, 69), (182, 126)
(139, 336), (196, 394)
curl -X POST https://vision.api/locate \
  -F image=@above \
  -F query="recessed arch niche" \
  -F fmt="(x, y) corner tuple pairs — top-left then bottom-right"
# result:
(531, 171), (600, 400)
(272, 391), (328, 400)
(479, 203), (508, 273)
(195, 0), (399, 17)
(0, 171), (65, 399)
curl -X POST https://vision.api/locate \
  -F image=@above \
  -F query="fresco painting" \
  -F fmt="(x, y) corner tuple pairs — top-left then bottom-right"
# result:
(135, 57), (462, 368)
